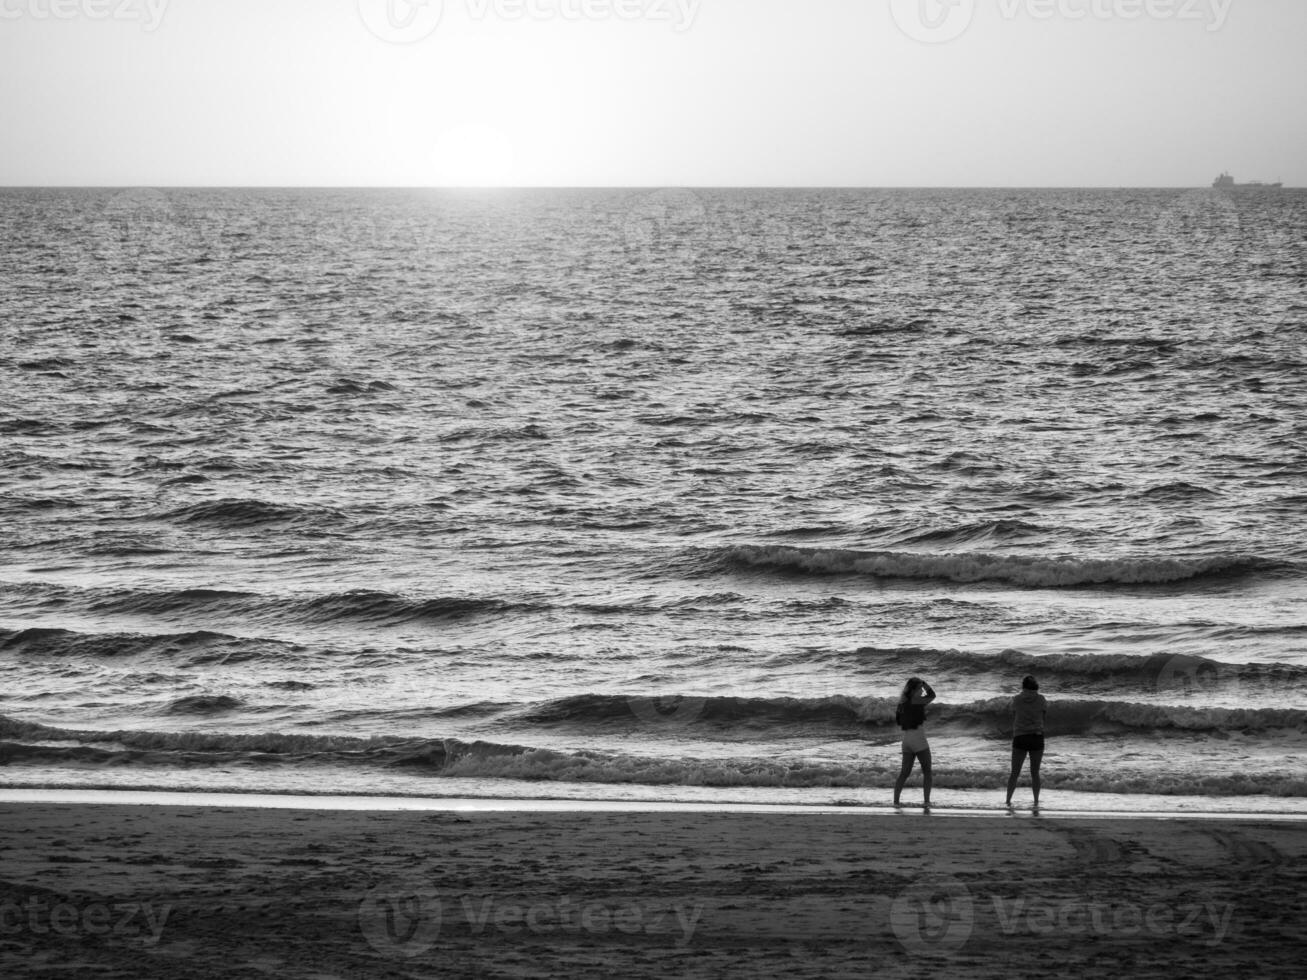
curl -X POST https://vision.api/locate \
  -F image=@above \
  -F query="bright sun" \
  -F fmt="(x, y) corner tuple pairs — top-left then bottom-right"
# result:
(429, 124), (516, 187)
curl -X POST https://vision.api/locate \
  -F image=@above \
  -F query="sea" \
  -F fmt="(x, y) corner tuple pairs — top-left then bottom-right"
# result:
(2, 186), (1305, 814)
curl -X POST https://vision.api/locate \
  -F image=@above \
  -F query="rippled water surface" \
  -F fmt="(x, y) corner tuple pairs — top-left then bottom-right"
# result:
(2, 187), (1305, 810)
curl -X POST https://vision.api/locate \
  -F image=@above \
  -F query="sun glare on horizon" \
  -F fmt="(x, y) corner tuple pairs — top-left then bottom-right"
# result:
(427, 123), (517, 187)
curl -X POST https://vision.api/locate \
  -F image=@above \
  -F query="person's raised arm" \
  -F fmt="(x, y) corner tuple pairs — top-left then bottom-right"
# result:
(914, 682), (936, 705)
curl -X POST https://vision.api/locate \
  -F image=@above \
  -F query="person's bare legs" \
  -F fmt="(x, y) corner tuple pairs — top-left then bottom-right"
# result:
(1006, 744), (1028, 806)
(1029, 750), (1043, 808)
(919, 749), (933, 808)
(893, 750), (915, 805)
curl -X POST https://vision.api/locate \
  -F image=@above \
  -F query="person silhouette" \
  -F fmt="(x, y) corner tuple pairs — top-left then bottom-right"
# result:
(1005, 674), (1047, 809)
(893, 676), (936, 809)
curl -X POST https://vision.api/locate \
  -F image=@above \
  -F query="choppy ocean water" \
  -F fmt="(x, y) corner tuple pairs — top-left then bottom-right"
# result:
(2, 186), (1305, 813)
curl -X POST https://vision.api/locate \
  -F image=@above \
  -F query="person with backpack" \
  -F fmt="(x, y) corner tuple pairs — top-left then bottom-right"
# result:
(1006, 674), (1048, 810)
(893, 676), (936, 808)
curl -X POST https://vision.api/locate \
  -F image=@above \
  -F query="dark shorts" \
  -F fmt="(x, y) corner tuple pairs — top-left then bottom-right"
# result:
(1013, 733), (1045, 753)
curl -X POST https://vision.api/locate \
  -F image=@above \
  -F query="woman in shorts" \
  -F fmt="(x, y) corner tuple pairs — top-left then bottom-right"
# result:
(1006, 674), (1048, 809)
(893, 676), (936, 808)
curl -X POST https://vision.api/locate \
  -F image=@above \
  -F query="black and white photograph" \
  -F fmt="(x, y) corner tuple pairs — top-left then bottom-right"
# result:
(2, 1), (1305, 976)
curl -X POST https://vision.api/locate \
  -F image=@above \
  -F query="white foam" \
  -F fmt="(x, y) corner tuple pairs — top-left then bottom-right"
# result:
(2, 786), (1304, 821)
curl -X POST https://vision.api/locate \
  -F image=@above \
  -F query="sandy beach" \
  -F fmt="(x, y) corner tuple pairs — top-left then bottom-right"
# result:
(1, 797), (1303, 979)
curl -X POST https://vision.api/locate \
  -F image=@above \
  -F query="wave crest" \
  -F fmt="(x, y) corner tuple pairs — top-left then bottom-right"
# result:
(3, 717), (1304, 798)
(711, 544), (1285, 587)
(158, 498), (343, 528)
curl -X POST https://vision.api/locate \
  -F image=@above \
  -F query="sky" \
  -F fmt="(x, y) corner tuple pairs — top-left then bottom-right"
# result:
(0, 0), (1303, 186)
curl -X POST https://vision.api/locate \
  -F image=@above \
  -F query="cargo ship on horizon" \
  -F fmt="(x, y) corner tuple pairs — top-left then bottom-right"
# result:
(1212, 171), (1282, 189)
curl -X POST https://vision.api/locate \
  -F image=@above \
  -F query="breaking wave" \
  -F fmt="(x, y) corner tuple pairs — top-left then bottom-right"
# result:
(2, 714), (1303, 797)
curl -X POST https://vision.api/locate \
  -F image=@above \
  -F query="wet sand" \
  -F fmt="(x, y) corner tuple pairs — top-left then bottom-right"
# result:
(1, 800), (1304, 978)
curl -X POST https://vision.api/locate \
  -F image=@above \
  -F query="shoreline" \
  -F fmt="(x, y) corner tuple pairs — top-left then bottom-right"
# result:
(3, 785), (1306, 821)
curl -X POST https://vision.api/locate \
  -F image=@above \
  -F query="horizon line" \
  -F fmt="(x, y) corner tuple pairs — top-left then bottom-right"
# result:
(1, 183), (1298, 191)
